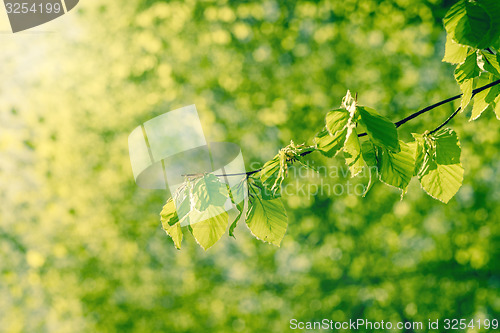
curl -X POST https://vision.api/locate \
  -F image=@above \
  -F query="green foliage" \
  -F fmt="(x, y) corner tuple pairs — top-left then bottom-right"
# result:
(454, 50), (480, 84)
(417, 129), (464, 203)
(245, 177), (288, 246)
(228, 179), (245, 238)
(342, 128), (364, 177)
(443, 35), (469, 64)
(313, 108), (349, 157)
(193, 174), (229, 211)
(160, 198), (182, 249)
(379, 141), (416, 192)
(160, 174), (231, 250)
(443, 0), (500, 119)
(357, 106), (399, 151)
(470, 73), (499, 120)
(443, 0), (500, 49)
(479, 51), (500, 76)
(189, 206), (229, 250)
(162, 24), (500, 249)
(260, 141), (315, 197)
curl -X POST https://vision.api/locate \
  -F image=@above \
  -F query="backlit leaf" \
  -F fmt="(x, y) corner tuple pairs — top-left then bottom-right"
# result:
(443, 34), (469, 64)
(379, 140), (416, 191)
(358, 106), (399, 152)
(246, 179), (288, 247)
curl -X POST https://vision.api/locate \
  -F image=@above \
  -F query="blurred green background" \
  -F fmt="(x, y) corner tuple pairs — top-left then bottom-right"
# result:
(0, 0), (499, 332)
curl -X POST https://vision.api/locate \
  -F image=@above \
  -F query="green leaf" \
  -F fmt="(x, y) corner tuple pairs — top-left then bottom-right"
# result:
(361, 140), (377, 167)
(160, 198), (183, 249)
(342, 90), (357, 112)
(434, 128), (461, 165)
(343, 129), (364, 177)
(460, 79), (474, 111)
(361, 141), (378, 197)
(444, 0), (498, 49)
(246, 179), (288, 247)
(314, 128), (344, 157)
(471, 84), (492, 120)
(478, 51), (500, 77)
(260, 153), (285, 196)
(160, 198), (178, 227)
(379, 140), (416, 191)
(470, 73), (500, 120)
(193, 174), (229, 211)
(173, 184), (192, 224)
(250, 176), (280, 200)
(189, 206), (229, 250)
(165, 222), (183, 250)
(454, 50), (480, 84)
(314, 108), (350, 157)
(326, 108), (350, 134)
(495, 94), (500, 120)
(357, 106), (399, 152)
(410, 133), (426, 177)
(443, 34), (469, 64)
(419, 160), (464, 204)
(419, 129), (464, 203)
(478, 0), (500, 45)
(260, 141), (313, 196)
(485, 83), (500, 104)
(229, 206), (243, 238)
(228, 179), (246, 238)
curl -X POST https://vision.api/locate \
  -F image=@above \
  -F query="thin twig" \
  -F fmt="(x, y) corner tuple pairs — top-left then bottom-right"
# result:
(429, 106), (461, 135)
(358, 78), (500, 137)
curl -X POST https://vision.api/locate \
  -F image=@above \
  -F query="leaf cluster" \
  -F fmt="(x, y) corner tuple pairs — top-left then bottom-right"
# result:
(159, 0), (500, 250)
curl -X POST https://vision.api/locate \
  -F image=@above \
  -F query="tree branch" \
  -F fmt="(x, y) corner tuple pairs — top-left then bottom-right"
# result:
(358, 78), (500, 137)
(218, 79), (500, 177)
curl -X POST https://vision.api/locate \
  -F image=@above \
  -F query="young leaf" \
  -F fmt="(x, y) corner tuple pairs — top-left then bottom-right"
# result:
(443, 34), (469, 64)
(160, 198), (183, 249)
(444, 0), (498, 49)
(471, 85), (492, 120)
(419, 128), (464, 203)
(251, 175), (280, 200)
(193, 174), (229, 211)
(460, 79), (474, 111)
(361, 140), (377, 167)
(189, 206), (229, 250)
(470, 73), (500, 120)
(419, 160), (464, 204)
(411, 133), (427, 176)
(495, 94), (500, 120)
(360, 140), (378, 196)
(454, 50), (480, 84)
(173, 184), (192, 225)
(343, 129), (364, 177)
(228, 179), (246, 238)
(325, 108), (350, 134)
(478, 51), (500, 77)
(379, 140), (416, 191)
(260, 153), (285, 196)
(342, 90), (357, 112)
(314, 108), (350, 157)
(314, 128), (346, 157)
(246, 178), (288, 247)
(357, 106), (399, 152)
(434, 128), (461, 165)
